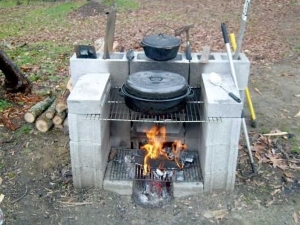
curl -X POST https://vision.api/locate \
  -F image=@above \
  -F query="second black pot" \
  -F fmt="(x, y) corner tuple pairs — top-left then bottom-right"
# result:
(140, 33), (181, 61)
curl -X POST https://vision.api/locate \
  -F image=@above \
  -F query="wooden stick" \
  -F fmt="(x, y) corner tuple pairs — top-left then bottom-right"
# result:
(53, 110), (67, 125)
(24, 96), (55, 123)
(263, 132), (289, 137)
(56, 89), (70, 113)
(35, 111), (53, 132)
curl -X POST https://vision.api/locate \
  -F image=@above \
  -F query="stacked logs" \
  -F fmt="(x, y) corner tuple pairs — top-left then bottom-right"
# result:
(24, 79), (71, 133)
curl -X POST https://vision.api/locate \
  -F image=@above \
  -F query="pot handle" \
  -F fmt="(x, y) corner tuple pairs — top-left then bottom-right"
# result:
(187, 88), (194, 98)
(118, 87), (125, 97)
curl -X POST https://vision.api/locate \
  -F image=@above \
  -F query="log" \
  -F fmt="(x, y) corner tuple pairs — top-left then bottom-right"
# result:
(53, 110), (67, 125)
(56, 89), (70, 113)
(54, 124), (63, 129)
(24, 96), (55, 123)
(45, 99), (57, 119)
(0, 49), (32, 93)
(35, 111), (53, 133)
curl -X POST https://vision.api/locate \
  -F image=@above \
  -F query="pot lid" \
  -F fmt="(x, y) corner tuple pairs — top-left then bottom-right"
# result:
(124, 70), (188, 99)
(141, 33), (181, 48)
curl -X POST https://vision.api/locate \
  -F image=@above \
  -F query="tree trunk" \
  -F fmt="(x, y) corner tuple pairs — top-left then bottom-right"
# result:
(0, 49), (32, 93)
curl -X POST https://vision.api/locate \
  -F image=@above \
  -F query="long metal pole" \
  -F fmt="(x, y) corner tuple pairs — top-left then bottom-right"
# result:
(221, 23), (255, 174)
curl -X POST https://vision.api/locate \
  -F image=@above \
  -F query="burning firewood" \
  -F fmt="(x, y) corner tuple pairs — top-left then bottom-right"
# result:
(24, 96), (55, 123)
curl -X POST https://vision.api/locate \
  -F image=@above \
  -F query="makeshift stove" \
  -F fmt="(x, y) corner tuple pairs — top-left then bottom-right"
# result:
(67, 51), (250, 199)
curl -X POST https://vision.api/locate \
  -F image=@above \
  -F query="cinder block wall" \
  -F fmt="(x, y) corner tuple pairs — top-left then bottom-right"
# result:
(67, 73), (111, 188)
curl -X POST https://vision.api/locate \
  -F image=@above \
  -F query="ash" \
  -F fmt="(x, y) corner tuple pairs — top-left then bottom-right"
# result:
(132, 179), (172, 208)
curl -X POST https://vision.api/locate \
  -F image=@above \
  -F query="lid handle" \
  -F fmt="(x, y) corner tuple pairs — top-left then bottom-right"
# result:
(150, 76), (163, 83)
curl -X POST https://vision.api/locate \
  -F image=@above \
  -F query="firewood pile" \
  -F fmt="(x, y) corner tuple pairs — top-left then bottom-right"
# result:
(23, 79), (71, 133)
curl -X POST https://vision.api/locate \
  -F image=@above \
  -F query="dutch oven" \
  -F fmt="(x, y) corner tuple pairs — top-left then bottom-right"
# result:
(119, 70), (193, 114)
(140, 33), (181, 61)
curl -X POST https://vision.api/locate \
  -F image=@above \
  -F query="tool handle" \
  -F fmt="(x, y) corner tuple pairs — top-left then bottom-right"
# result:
(126, 49), (134, 61)
(229, 92), (241, 103)
(221, 23), (229, 44)
(185, 42), (192, 61)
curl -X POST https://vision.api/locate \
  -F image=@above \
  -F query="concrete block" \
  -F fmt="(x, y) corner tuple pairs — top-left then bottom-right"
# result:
(70, 53), (128, 86)
(203, 171), (236, 192)
(199, 118), (241, 174)
(130, 52), (190, 82)
(173, 182), (203, 198)
(201, 73), (243, 118)
(70, 139), (110, 189)
(190, 53), (250, 90)
(67, 73), (111, 115)
(68, 112), (110, 143)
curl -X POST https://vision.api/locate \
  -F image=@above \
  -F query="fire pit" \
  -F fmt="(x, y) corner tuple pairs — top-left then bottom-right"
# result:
(67, 51), (250, 197)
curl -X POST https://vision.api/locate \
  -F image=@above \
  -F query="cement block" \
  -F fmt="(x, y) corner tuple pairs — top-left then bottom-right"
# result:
(198, 118), (241, 192)
(203, 171), (236, 192)
(67, 73), (111, 115)
(201, 73), (243, 118)
(173, 182), (203, 198)
(70, 140), (110, 189)
(70, 53), (128, 86)
(190, 53), (250, 90)
(130, 52), (190, 82)
(68, 112), (110, 143)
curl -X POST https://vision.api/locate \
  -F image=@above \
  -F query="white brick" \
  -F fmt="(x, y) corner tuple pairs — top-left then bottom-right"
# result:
(67, 73), (111, 114)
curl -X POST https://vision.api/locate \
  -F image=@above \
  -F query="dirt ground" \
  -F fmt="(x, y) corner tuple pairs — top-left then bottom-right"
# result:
(1, 0), (300, 224)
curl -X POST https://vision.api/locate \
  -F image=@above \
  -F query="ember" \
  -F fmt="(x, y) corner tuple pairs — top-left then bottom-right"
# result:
(141, 125), (187, 176)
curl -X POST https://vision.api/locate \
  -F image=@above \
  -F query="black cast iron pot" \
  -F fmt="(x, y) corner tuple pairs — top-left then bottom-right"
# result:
(119, 70), (193, 114)
(140, 33), (181, 61)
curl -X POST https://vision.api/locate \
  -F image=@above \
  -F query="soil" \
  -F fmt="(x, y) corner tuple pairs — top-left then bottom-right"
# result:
(1, 0), (300, 224)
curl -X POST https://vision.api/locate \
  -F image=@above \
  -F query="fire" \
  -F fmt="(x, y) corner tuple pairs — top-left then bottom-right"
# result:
(141, 125), (187, 176)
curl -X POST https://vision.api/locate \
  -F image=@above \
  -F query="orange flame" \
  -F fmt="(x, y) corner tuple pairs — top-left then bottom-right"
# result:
(141, 125), (187, 176)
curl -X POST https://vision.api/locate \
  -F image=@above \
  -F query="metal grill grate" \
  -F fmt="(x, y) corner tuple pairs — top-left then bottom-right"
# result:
(108, 149), (202, 183)
(85, 87), (222, 123)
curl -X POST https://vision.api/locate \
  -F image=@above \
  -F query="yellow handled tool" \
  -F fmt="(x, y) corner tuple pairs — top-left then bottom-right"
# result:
(229, 33), (257, 128)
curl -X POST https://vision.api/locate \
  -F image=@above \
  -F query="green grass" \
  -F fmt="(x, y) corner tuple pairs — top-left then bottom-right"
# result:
(103, 0), (138, 11)
(15, 124), (32, 137)
(293, 46), (300, 52)
(0, 100), (12, 112)
(0, 1), (85, 39)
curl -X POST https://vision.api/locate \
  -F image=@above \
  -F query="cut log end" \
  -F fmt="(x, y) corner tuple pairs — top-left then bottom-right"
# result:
(24, 113), (35, 123)
(36, 120), (51, 133)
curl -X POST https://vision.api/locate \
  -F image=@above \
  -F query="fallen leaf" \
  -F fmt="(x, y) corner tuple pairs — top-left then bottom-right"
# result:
(294, 95), (300, 97)
(203, 209), (228, 220)
(279, 109), (289, 113)
(294, 111), (300, 117)
(284, 172), (294, 178)
(254, 88), (262, 95)
(293, 212), (299, 224)
(266, 198), (274, 207)
(270, 189), (281, 196)
(0, 177), (2, 185)
(0, 194), (4, 204)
